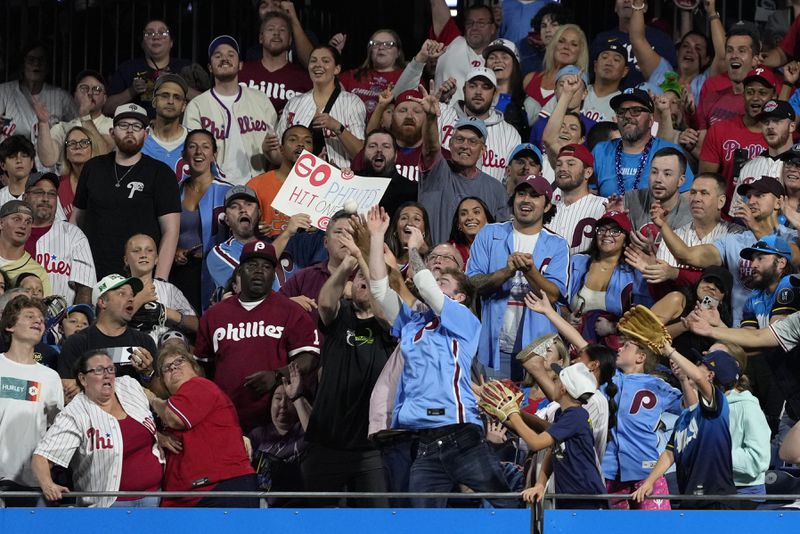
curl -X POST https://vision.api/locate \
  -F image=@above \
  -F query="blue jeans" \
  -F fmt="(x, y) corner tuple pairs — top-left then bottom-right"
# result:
(111, 496), (160, 508)
(408, 424), (514, 508)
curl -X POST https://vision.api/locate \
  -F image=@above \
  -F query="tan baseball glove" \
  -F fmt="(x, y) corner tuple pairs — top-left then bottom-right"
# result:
(479, 380), (523, 422)
(617, 305), (671, 352)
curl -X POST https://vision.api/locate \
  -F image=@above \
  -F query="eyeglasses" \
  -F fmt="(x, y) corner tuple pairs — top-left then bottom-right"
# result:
(27, 189), (58, 199)
(83, 365), (116, 376)
(143, 30), (170, 39)
(596, 226), (623, 237)
(77, 84), (105, 95)
(369, 40), (397, 49)
(25, 55), (47, 66)
(65, 138), (92, 149)
(161, 356), (187, 375)
(615, 106), (650, 118)
(428, 253), (458, 264)
(451, 134), (483, 148)
(465, 20), (493, 29)
(154, 92), (186, 102)
(115, 121), (145, 132)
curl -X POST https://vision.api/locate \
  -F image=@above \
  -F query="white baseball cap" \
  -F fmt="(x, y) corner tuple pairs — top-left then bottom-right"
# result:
(465, 66), (497, 88)
(551, 362), (597, 403)
(92, 274), (144, 305)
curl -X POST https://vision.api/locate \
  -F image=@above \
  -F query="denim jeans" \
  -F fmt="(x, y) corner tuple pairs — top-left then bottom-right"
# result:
(110, 496), (160, 508)
(408, 424), (514, 508)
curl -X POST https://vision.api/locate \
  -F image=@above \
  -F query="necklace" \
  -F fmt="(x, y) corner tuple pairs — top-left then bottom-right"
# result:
(615, 137), (654, 195)
(114, 161), (138, 188)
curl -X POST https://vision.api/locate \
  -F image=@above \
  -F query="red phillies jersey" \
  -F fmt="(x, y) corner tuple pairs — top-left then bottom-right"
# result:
(195, 292), (320, 431)
(699, 116), (767, 201)
(238, 61), (312, 115)
(695, 73), (742, 130)
(162, 377), (254, 507)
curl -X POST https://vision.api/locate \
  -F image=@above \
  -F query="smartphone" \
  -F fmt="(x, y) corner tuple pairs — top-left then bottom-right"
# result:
(108, 346), (137, 365)
(700, 295), (719, 309)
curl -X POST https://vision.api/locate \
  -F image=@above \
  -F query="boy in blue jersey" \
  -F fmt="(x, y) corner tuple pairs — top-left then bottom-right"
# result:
(634, 345), (737, 509)
(508, 363), (607, 509)
(604, 339), (683, 510)
(366, 205), (513, 508)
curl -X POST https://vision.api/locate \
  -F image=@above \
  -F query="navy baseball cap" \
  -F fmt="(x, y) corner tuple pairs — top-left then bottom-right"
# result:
(736, 176), (785, 198)
(779, 143), (800, 163)
(509, 143), (543, 165)
(66, 304), (95, 324)
(597, 42), (627, 62)
(208, 35), (240, 58)
(25, 172), (60, 191)
(610, 88), (654, 113)
(699, 350), (740, 387)
(739, 235), (792, 261)
(454, 116), (488, 140)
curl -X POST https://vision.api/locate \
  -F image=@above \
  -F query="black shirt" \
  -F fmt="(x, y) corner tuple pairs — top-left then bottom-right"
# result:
(57, 324), (158, 380)
(306, 300), (393, 450)
(376, 169), (418, 219)
(74, 153), (181, 278)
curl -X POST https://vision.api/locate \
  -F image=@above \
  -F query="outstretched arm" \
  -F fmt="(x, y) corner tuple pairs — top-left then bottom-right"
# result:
(629, 1), (662, 79)
(524, 290), (588, 349)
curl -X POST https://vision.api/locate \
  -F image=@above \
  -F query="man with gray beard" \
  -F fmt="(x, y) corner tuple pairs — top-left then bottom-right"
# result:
(592, 88), (694, 198)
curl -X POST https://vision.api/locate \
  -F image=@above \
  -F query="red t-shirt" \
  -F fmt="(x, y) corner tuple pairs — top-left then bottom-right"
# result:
(339, 68), (403, 118)
(195, 292), (321, 432)
(25, 225), (51, 257)
(698, 116), (767, 201)
(429, 17), (462, 46)
(781, 15), (800, 60)
(695, 73), (742, 130)
(117, 415), (162, 500)
(161, 377), (254, 507)
(239, 60), (312, 115)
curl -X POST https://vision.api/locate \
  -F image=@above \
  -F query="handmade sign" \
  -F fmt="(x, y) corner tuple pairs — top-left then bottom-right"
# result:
(271, 150), (391, 230)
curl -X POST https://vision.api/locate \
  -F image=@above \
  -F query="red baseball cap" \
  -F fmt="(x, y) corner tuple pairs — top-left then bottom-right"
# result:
(558, 143), (594, 168)
(596, 211), (632, 233)
(514, 174), (553, 203)
(743, 67), (780, 90)
(395, 89), (422, 105)
(240, 240), (277, 266)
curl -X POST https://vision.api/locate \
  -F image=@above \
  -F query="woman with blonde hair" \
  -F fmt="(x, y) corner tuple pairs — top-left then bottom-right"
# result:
(522, 24), (588, 109)
(59, 125), (103, 219)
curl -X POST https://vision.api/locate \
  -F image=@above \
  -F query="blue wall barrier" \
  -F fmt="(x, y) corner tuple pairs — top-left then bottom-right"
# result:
(2, 508), (800, 533)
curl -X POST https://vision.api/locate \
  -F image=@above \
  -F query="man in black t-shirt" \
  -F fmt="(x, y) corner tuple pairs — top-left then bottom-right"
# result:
(58, 274), (158, 403)
(302, 249), (393, 507)
(71, 103), (181, 279)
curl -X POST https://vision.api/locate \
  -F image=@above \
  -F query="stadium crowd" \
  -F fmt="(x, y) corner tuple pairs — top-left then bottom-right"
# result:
(5, 0), (800, 511)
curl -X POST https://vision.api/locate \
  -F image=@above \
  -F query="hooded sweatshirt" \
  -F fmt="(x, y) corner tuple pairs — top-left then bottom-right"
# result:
(726, 389), (771, 487)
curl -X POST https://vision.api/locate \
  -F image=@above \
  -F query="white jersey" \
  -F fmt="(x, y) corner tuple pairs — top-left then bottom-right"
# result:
(538, 86), (619, 123)
(34, 220), (96, 305)
(34, 376), (163, 507)
(657, 219), (744, 267)
(549, 192), (608, 255)
(728, 154), (783, 218)
(147, 278), (197, 343)
(0, 186), (67, 222)
(438, 105), (521, 181)
(277, 89), (366, 169)
(0, 354), (63, 487)
(434, 36), (485, 103)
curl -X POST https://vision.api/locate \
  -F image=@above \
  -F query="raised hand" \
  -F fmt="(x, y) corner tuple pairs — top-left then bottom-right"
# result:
(678, 128), (699, 152)
(415, 39), (446, 63)
(366, 205), (390, 237)
(328, 32), (347, 53)
(650, 201), (667, 228)
(559, 74), (583, 97)
(785, 61), (800, 85)
(523, 289), (552, 315)
(282, 361), (303, 400)
(604, 194), (625, 214)
(641, 260), (678, 283)
(32, 95), (50, 124)
(413, 80), (441, 118)
(339, 229), (363, 260)
(406, 225), (425, 251)
(624, 244), (656, 272)
(437, 77), (457, 104)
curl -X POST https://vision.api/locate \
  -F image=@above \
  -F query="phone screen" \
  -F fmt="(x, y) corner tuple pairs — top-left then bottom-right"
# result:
(108, 346), (135, 365)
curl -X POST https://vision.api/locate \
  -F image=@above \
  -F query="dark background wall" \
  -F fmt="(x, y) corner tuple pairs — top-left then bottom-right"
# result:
(0, 0), (759, 87)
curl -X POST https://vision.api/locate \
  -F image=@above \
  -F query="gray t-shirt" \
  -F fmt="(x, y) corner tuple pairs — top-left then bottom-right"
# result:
(769, 310), (800, 352)
(625, 188), (693, 234)
(419, 154), (510, 244)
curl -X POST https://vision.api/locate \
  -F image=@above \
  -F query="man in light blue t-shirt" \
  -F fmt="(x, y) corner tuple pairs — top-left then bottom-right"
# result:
(593, 88), (693, 198)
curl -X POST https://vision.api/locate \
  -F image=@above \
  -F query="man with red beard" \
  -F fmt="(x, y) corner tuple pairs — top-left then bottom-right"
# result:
(71, 104), (180, 280)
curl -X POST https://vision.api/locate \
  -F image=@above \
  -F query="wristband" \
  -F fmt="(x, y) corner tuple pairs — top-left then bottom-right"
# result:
(289, 393), (304, 402)
(632, 3), (646, 11)
(708, 12), (720, 20)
